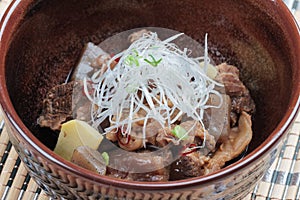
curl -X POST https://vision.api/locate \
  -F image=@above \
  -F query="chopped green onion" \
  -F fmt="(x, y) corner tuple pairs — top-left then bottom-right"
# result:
(144, 54), (162, 67)
(101, 152), (109, 165)
(171, 125), (188, 140)
(125, 55), (140, 66)
(124, 49), (142, 67)
(133, 49), (139, 56)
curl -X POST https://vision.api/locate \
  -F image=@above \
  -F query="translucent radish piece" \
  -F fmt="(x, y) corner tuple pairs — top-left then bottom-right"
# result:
(72, 43), (109, 81)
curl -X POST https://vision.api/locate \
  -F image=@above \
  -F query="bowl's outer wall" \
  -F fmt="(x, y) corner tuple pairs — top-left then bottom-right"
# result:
(0, 0), (299, 199)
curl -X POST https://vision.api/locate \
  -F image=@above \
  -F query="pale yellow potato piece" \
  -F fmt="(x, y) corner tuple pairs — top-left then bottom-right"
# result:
(54, 119), (103, 161)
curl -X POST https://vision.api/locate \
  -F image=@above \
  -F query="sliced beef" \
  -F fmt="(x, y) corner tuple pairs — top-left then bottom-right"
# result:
(170, 112), (252, 180)
(154, 120), (217, 150)
(37, 81), (92, 131)
(215, 63), (255, 125)
(144, 120), (163, 145)
(215, 65), (244, 96)
(170, 151), (210, 180)
(204, 111), (252, 174)
(179, 120), (216, 153)
(92, 53), (117, 77)
(37, 81), (75, 130)
(231, 94), (255, 114)
(128, 29), (151, 43)
(115, 124), (144, 151)
(155, 127), (177, 147)
(105, 120), (164, 151)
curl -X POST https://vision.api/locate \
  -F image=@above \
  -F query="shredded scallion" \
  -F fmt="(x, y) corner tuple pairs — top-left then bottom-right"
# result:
(84, 32), (223, 148)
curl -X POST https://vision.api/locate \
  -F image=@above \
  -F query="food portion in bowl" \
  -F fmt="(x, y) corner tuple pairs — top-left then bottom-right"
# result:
(37, 29), (255, 182)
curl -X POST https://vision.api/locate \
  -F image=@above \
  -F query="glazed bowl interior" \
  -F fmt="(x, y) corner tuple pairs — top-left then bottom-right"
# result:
(1, 0), (299, 183)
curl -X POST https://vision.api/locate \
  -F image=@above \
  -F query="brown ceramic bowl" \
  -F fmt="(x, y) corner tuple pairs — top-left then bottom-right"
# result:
(0, 0), (299, 199)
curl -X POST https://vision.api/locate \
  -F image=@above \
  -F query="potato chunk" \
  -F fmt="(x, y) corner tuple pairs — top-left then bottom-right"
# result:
(54, 119), (103, 160)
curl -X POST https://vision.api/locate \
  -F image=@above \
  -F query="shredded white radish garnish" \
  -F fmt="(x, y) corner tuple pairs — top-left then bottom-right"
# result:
(84, 32), (223, 146)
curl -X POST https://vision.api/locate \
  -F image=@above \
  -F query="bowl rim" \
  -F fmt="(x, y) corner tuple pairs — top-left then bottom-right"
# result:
(0, 0), (300, 191)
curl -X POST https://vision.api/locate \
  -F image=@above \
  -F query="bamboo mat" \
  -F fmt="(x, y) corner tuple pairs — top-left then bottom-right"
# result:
(0, 1), (300, 199)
